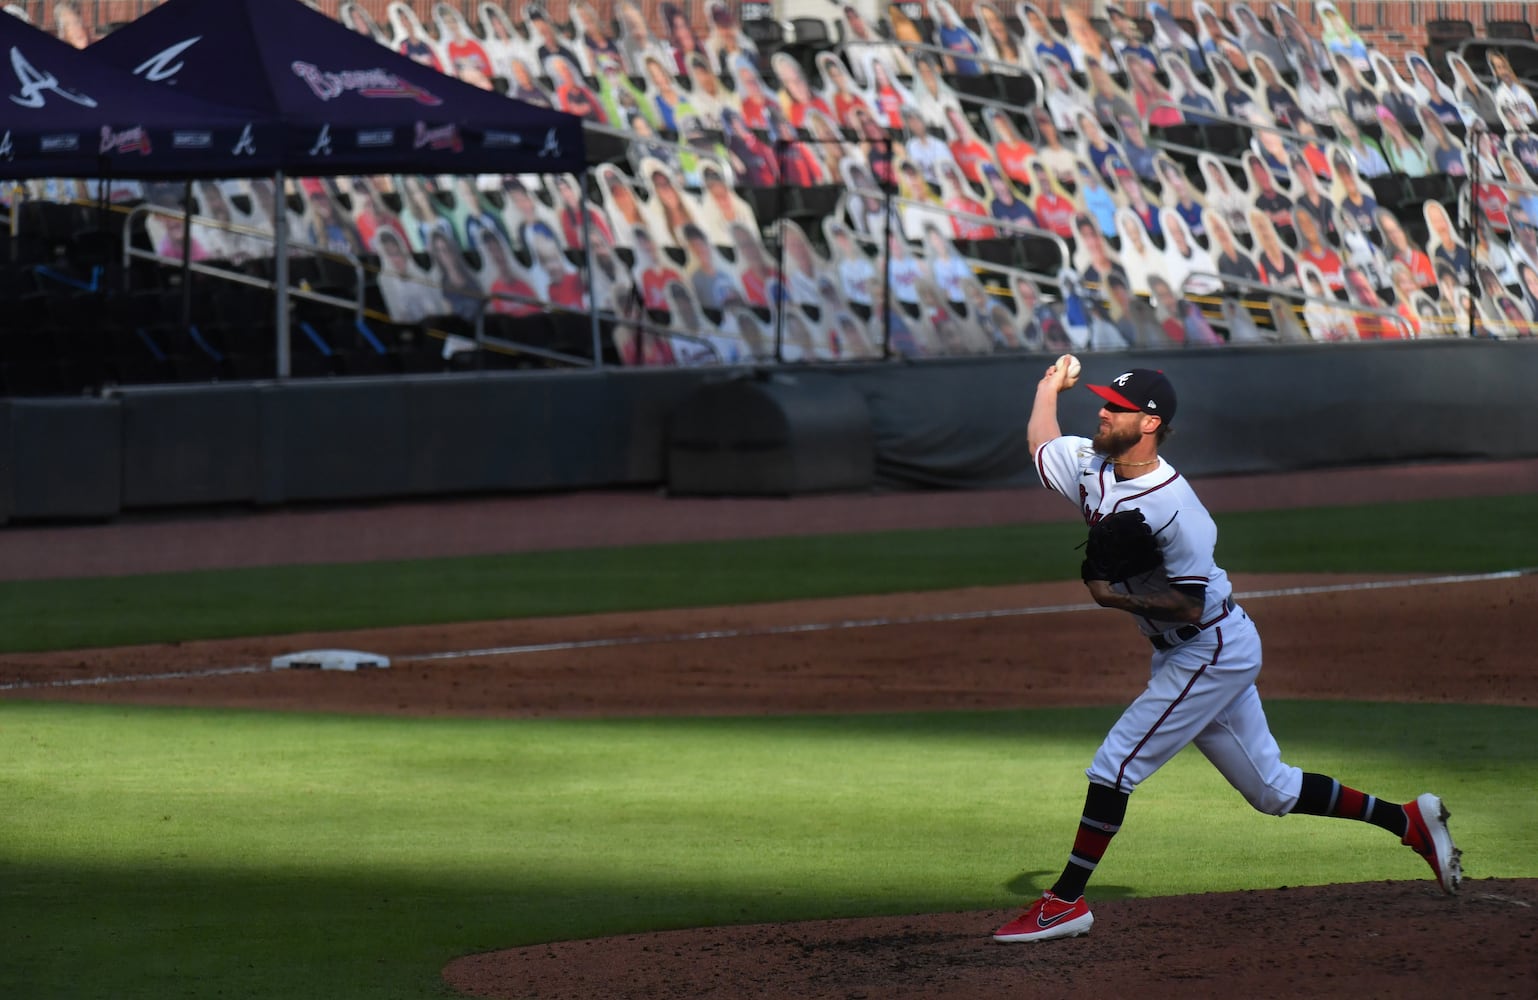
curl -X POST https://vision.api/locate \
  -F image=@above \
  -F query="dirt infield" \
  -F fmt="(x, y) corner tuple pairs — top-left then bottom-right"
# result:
(444, 879), (1538, 1000)
(2, 459), (1535, 998)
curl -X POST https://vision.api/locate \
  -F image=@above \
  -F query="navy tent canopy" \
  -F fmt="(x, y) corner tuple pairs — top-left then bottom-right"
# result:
(0, 11), (278, 179)
(89, 0), (586, 176)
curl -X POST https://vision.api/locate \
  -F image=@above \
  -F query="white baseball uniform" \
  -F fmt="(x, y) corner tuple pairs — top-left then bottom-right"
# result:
(1036, 435), (1304, 814)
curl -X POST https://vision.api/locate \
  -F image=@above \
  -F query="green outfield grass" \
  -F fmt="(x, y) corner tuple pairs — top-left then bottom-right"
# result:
(3, 700), (1534, 1000)
(0, 493), (1535, 653)
(3, 492), (1537, 999)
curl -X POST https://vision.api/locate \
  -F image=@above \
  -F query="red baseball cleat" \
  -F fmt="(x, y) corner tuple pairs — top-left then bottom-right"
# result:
(1402, 792), (1463, 894)
(992, 891), (1094, 942)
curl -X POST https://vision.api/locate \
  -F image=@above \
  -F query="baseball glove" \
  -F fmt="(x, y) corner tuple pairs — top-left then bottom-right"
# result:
(1082, 510), (1163, 583)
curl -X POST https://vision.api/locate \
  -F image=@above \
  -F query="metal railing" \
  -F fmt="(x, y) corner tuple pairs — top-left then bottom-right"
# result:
(122, 202), (368, 321)
(1180, 269), (1419, 340)
(839, 36), (1042, 92)
(835, 38), (1047, 153)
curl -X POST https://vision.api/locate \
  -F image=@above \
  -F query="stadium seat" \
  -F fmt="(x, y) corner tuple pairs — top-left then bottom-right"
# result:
(741, 16), (784, 50)
(786, 185), (842, 224)
(790, 16), (834, 47)
(1153, 123), (1203, 150)
(998, 73), (1038, 107)
(68, 228), (120, 284)
(107, 323), (172, 386)
(1425, 19), (1475, 74)
(584, 130), (630, 165)
(1426, 18), (1476, 42)
(955, 237), (1015, 269)
(1018, 236), (1066, 276)
(0, 326), (67, 396)
(1200, 124), (1251, 157)
(1368, 173), (1412, 210)
(740, 186), (787, 224)
(1407, 174), (1460, 210)
(1488, 21), (1534, 42)
(293, 320), (341, 378)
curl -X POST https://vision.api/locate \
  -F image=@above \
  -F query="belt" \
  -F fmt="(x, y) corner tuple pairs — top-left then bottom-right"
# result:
(1149, 596), (1236, 651)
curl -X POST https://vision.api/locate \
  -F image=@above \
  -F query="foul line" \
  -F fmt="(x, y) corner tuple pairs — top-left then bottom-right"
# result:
(2, 569), (1529, 693)
(0, 663), (272, 691)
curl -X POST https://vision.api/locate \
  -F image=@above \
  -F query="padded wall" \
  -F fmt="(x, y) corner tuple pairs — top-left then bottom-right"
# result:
(667, 372), (876, 495)
(846, 341), (1538, 486)
(2, 343), (1536, 523)
(0, 397), (122, 522)
(119, 385), (268, 507)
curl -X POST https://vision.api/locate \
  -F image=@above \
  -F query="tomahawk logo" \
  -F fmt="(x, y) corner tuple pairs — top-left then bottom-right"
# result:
(8, 47), (97, 108)
(413, 121), (462, 153)
(100, 125), (152, 156)
(231, 123), (257, 156)
(537, 127), (560, 158)
(132, 37), (201, 84)
(308, 124), (333, 157)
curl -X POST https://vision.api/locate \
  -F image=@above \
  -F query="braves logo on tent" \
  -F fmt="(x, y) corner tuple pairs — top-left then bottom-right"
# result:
(131, 37), (201, 84)
(291, 61), (442, 106)
(99, 125), (152, 156)
(8, 46), (97, 108)
(231, 123), (258, 156)
(413, 122), (461, 153)
(308, 123), (334, 157)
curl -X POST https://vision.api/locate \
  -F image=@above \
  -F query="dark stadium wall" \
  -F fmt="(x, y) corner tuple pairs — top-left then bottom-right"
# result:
(2, 341), (1536, 522)
(845, 339), (1538, 487)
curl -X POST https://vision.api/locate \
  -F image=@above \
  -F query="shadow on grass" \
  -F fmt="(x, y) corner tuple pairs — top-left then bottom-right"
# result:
(0, 858), (1005, 1000)
(4, 701), (1533, 1000)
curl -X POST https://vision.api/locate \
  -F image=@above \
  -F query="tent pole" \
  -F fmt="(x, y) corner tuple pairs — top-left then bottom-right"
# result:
(579, 167), (600, 367)
(273, 169), (291, 379)
(881, 144), (894, 360)
(180, 179), (194, 330)
(774, 135), (786, 363)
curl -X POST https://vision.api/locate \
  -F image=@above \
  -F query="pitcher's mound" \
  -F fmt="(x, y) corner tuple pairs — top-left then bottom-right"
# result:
(444, 878), (1536, 999)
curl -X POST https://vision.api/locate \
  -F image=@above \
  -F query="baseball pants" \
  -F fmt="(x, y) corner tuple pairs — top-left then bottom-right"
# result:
(1086, 606), (1305, 816)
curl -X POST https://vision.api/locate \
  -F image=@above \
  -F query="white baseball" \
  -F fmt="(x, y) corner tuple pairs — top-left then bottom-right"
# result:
(1057, 354), (1081, 388)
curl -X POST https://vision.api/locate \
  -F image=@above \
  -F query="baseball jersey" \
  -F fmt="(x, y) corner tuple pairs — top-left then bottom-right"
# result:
(1036, 435), (1234, 635)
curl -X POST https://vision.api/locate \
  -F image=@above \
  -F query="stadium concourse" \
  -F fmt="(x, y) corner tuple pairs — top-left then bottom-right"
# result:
(4, 0), (1538, 393)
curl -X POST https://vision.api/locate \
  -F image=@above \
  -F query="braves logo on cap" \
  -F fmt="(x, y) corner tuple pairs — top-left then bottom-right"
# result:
(1087, 369), (1178, 423)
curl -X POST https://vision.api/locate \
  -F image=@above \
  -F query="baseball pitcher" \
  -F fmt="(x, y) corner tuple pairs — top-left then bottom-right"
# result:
(993, 361), (1462, 943)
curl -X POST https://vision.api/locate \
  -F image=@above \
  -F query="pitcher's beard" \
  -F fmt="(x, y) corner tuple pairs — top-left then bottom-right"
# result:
(1093, 423), (1141, 458)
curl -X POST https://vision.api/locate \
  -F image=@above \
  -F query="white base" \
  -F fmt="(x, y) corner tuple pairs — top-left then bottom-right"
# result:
(271, 649), (391, 671)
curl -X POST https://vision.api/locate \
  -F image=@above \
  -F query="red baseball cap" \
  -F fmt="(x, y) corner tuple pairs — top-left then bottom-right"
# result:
(1087, 368), (1178, 424)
